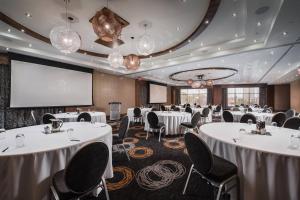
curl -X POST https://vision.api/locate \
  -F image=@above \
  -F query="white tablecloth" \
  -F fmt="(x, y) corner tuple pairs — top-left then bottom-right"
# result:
(200, 122), (300, 200)
(144, 111), (191, 135)
(127, 108), (152, 122)
(53, 112), (106, 123)
(0, 122), (113, 200)
(228, 111), (274, 124)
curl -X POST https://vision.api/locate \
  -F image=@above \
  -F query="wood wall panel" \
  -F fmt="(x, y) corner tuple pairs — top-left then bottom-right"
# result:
(212, 85), (222, 105)
(274, 84), (290, 111)
(290, 79), (300, 112)
(93, 72), (135, 115)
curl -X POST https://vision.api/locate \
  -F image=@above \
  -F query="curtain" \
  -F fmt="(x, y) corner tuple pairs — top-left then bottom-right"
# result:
(222, 88), (228, 109)
(207, 88), (213, 105)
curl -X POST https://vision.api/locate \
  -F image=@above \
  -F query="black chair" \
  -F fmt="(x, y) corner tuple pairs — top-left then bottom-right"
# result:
(151, 107), (158, 111)
(200, 107), (210, 124)
(232, 107), (240, 111)
(171, 105), (176, 110)
(160, 105), (166, 111)
(247, 107), (253, 112)
(180, 112), (201, 134)
(185, 106), (193, 114)
(77, 112), (92, 122)
(214, 105), (222, 113)
(174, 107), (180, 112)
(222, 111), (234, 122)
(271, 112), (286, 127)
(183, 132), (239, 200)
(146, 112), (165, 142)
(133, 107), (143, 124)
(283, 117), (300, 130)
(186, 103), (191, 107)
(240, 113), (257, 124)
(208, 105), (212, 110)
(50, 142), (110, 200)
(42, 113), (56, 124)
(285, 109), (295, 119)
(113, 116), (130, 161)
(196, 105), (201, 108)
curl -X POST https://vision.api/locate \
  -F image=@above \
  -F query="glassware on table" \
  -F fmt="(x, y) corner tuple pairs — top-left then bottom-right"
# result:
(290, 133), (300, 149)
(80, 118), (85, 122)
(67, 128), (75, 139)
(15, 134), (25, 148)
(247, 119), (253, 126)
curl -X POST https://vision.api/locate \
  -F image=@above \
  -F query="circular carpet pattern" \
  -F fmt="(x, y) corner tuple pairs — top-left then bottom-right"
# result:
(123, 137), (139, 144)
(131, 125), (144, 130)
(128, 146), (153, 159)
(106, 166), (135, 191)
(163, 140), (185, 150)
(134, 132), (148, 139)
(136, 160), (186, 190)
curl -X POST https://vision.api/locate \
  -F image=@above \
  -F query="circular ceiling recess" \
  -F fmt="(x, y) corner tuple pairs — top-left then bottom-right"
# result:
(169, 67), (238, 82)
(0, 0), (221, 59)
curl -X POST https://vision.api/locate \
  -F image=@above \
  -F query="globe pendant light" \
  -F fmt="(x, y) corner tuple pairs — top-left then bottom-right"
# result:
(136, 23), (155, 56)
(186, 79), (193, 85)
(124, 54), (140, 70)
(49, 0), (81, 54)
(191, 81), (201, 88)
(108, 49), (123, 68)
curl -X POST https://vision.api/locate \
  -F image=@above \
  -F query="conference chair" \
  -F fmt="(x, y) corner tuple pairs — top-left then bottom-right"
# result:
(185, 106), (193, 114)
(160, 105), (166, 111)
(285, 109), (295, 119)
(77, 112), (92, 122)
(146, 112), (165, 142)
(271, 112), (286, 127)
(113, 116), (130, 161)
(240, 113), (257, 124)
(200, 107), (210, 124)
(283, 117), (300, 130)
(42, 113), (56, 124)
(222, 111), (234, 122)
(133, 107), (143, 124)
(180, 112), (201, 134)
(50, 142), (110, 200)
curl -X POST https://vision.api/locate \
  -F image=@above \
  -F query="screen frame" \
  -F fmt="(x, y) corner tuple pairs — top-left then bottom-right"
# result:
(8, 53), (94, 109)
(147, 81), (168, 104)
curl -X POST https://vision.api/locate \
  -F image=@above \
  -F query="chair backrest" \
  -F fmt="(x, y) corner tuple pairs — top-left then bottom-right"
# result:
(77, 112), (92, 122)
(160, 105), (166, 111)
(185, 106), (193, 114)
(222, 111), (234, 122)
(171, 105), (176, 110)
(283, 117), (300, 130)
(133, 107), (142, 117)
(151, 107), (158, 111)
(191, 112), (201, 127)
(186, 103), (191, 107)
(271, 112), (286, 127)
(285, 109), (295, 119)
(118, 116), (129, 140)
(263, 105), (268, 109)
(202, 108), (210, 117)
(208, 105), (212, 110)
(215, 105), (221, 112)
(42, 113), (56, 124)
(232, 107), (240, 111)
(147, 112), (159, 128)
(184, 132), (213, 175)
(240, 113), (257, 124)
(248, 107), (253, 112)
(65, 142), (109, 194)
(196, 105), (201, 108)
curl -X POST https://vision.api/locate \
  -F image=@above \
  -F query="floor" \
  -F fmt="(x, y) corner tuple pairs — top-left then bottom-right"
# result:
(92, 120), (230, 200)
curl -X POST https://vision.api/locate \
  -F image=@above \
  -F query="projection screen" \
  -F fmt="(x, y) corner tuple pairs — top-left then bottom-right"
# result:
(10, 60), (92, 107)
(149, 84), (167, 103)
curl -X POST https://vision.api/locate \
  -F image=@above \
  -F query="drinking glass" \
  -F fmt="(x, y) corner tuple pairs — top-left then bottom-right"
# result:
(67, 128), (74, 140)
(15, 134), (25, 148)
(290, 134), (300, 149)
(247, 119), (253, 125)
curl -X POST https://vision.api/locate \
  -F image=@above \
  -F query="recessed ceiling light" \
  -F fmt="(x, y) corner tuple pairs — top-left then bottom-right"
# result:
(28, 43), (32, 47)
(6, 47), (9, 51)
(169, 50), (172, 53)
(188, 39), (191, 43)
(217, 47), (221, 51)
(21, 29), (25, 32)
(257, 22), (262, 26)
(282, 31), (287, 36)
(234, 33), (238, 38)
(232, 13), (237, 17)
(205, 20), (209, 24)
(7, 28), (11, 32)
(253, 39), (257, 43)
(270, 51), (274, 55)
(176, 26), (180, 31)
(25, 12), (32, 18)
(200, 42), (204, 46)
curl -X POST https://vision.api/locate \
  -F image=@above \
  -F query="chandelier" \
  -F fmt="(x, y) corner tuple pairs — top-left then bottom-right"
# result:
(191, 81), (201, 88)
(186, 79), (193, 85)
(49, 0), (81, 54)
(123, 54), (140, 70)
(136, 23), (155, 56)
(108, 49), (123, 68)
(91, 7), (122, 43)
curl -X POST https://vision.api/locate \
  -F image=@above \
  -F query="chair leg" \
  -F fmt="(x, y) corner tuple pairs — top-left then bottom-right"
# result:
(50, 185), (60, 200)
(102, 177), (110, 200)
(216, 181), (226, 200)
(182, 164), (194, 195)
(122, 144), (130, 161)
(159, 131), (161, 142)
(146, 130), (149, 140)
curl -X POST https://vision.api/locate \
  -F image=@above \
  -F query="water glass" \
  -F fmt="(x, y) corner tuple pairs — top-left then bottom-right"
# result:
(15, 134), (25, 148)
(290, 134), (300, 149)
(247, 119), (253, 125)
(67, 128), (74, 139)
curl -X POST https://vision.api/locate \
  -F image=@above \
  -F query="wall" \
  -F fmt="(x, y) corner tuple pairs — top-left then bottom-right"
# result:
(93, 71), (136, 115)
(274, 84), (290, 111)
(212, 85), (222, 105)
(290, 79), (300, 112)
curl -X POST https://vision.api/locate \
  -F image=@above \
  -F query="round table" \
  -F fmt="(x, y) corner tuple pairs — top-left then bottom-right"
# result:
(200, 122), (300, 200)
(229, 111), (274, 124)
(127, 108), (152, 122)
(53, 112), (106, 123)
(144, 111), (191, 135)
(0, 122), (113, 200)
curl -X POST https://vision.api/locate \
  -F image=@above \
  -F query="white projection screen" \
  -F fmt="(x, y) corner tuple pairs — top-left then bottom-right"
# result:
(10, 60), (92, 107)
(149, 84), (167, 103)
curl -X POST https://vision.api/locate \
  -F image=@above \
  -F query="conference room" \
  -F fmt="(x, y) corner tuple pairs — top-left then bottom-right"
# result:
(0, 0), (300, 200)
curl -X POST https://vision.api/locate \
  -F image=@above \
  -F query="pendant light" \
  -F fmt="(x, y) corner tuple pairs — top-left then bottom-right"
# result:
(124, 37), (140, 70)
(136, 23), (155, 56)
(49, 0), (81, 54)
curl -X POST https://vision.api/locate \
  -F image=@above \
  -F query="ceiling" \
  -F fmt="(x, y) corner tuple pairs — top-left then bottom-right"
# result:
(0, 0), (300, 85)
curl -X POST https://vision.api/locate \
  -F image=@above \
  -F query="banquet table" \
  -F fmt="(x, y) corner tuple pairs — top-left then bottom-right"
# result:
(144, 111), (191, 135)
(229, 111), (274, 124)
(200, 122), (300, 200)
(0, 122), (113, 200)
(127, 107), (152, 122)
(53, 111), (106, 123)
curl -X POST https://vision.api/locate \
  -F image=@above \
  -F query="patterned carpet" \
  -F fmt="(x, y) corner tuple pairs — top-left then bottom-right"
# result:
(94, 121), (229, 200)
